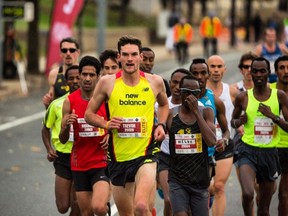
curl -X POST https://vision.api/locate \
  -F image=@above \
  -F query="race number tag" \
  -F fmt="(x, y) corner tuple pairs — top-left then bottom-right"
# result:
(215, 123), (222, 141)
(175, 133), (202, 154)
(118, 117), (147, 138)
(77, 118), (105, 137)
(68, 125), (74, 142)
(254, 117), (275, 144)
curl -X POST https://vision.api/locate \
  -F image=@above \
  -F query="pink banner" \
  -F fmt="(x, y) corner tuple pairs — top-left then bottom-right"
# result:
(45, 0), (84, 76)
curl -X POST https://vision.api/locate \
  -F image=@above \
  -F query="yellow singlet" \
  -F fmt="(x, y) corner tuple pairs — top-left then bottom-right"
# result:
(108, 71), (156, 162)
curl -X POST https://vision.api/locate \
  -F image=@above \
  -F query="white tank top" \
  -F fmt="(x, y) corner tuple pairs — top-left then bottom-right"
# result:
(236, 80), (246, 92)
(218, 83), (235, 139)
(160, 96), (181, 154)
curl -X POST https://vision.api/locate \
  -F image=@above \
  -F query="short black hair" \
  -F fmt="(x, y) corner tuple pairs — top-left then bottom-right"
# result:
(65, 65), (79, 80)
(189, 58), (209, 73)
(179, 75), (199, 88)
(99, 49), (119, 69)
(60, 37), (79, 49)
(141, 47), (155, 55)
(251, 57), (271, 74)
(170, 68), (191, 80)
(274, 55), (288, 71)
(117, 36), (142, 53)
(79, 56), (101, 75)
(238, 51), (258, 69)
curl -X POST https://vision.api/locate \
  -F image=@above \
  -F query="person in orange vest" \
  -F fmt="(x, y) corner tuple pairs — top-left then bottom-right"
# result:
(173, 17), (193, 65)
(199, 12), (222, 58)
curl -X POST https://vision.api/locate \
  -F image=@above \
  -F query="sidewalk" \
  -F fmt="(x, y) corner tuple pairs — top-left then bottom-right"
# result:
(0, 37), (254, 101)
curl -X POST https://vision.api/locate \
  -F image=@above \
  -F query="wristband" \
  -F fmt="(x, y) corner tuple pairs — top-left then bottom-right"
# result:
(223, 138), (229, 146)
(272, 116), (281, 124)
(156, 123), (167, 133)
(232, 119), (239, 128)
(106, 121), (110, 130)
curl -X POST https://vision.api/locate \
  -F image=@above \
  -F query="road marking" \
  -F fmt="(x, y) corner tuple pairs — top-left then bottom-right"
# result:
(0, 111), (46, 132)
(0, 110), (120, 214)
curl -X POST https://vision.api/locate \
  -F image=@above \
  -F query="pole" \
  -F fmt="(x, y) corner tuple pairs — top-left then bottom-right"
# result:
(230, 0), (236, 47)
(0, 0), (3, 84)
(96, 0), (106, 55)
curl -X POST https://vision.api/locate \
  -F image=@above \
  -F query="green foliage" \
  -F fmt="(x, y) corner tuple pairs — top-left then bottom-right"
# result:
(13, 0), (156, 57)
(36, 0), (155, 29)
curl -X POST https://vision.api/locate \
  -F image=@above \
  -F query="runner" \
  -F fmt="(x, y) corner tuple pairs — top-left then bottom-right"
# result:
(85, 36), (169, 215)
(231, 56), (288, 216)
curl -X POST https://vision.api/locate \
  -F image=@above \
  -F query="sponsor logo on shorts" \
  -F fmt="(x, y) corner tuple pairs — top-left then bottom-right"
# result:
(144, 159), (153, 163)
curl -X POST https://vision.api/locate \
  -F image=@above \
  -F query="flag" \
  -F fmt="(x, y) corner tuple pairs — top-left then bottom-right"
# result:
(45, 0), (84, 76)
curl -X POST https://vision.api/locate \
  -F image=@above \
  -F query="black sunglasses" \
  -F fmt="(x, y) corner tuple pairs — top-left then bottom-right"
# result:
(180, 88), (201, 96)
(61, 48), (77, 53)
(241, 65), (251, 69)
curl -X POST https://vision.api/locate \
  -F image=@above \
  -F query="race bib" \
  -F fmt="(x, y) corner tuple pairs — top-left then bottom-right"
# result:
(215, 123), (222, 141)
(175, 133), (202, 154)
(77, 118), (105, 137)
(254, 117), (275, 144)
(68, 125), (74, 142)
(117, 117), (147, 138)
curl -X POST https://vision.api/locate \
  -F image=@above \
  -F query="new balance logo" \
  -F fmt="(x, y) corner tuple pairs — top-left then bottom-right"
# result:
(142, 87), (149, 92)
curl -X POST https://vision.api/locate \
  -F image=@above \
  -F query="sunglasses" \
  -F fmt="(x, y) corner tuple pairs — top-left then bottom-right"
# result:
(180, 88), (201, 96)
(241, 65), (251, 69)
(61, 48), (77, 53)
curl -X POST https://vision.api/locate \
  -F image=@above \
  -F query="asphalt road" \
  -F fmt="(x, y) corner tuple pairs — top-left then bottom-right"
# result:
(0, 51), (280, 216)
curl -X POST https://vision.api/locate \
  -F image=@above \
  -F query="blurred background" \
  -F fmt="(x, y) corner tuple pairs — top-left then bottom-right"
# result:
(1, 1), (288, 215)
(1, 0), (288, 85)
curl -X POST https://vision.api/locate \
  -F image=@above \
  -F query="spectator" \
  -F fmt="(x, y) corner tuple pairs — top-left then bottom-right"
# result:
(199, 11), (222, 58)
(173, 17), (193, 65)
(254, 27), (288, 83)
(252, 12), (263, 43)
(165, 6), (180, 53)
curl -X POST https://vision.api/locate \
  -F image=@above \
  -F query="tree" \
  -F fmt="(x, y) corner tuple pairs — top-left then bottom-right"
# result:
(278, 0), (288, 12)
(27, 0), (39, 74)
(118, 0), (130, 26)
(230, 0), (236, 47)
(244, 0), (252, 42)
(200, 0), (207, 18)
(186, 0), (195, 24)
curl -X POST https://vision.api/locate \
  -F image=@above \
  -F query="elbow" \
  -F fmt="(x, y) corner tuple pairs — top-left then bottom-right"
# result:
(84, 112), (91, 125)
(59, 133), (67, 144)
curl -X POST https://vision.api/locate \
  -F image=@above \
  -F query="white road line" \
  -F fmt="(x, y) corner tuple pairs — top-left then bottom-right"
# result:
(0, 110), (120, 214)
(0, 111), (46, 132)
